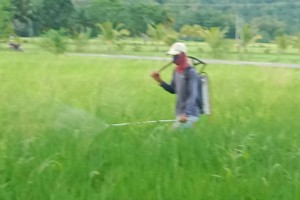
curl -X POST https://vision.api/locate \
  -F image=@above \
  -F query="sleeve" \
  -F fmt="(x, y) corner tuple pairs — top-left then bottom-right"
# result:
(185, 70), (199, 115)
(160, 73), (176, 94)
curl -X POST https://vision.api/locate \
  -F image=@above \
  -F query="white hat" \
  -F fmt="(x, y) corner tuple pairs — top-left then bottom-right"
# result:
(167, 42), (187, 55)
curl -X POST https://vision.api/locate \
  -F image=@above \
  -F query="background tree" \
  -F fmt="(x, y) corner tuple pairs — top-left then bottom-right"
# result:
(38, 0), (74, 32)
(123, 3), (169, 36)
(201, 27), (229, 57)
(73, 28), (92, 52)
(171, 5), (236, 38)
(69, 9), (93, 36)
(147, 23), (167, 50)
(251, 16), (285, 43)
(97, 21), (130, 47)
(85, 0), (122, 29)
(12, 0), (36, 37)
(275, 35), (289, 54)
(0, 0), (13, 39)
(291, 33), (300, 53)
(1, 0), (300, 44)
(179, 25), (204, 41)
(240, 24), (259, 52)
(40, 29), (67, 54)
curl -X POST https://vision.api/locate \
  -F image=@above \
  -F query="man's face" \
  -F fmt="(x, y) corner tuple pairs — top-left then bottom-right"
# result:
(172, 54), (180, 64)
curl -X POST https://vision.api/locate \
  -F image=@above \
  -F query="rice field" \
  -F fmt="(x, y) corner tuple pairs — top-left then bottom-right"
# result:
(0, 51), (300, 200)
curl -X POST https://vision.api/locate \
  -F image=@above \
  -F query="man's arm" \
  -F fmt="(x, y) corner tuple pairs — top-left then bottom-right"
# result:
(151, 71), (175, 94)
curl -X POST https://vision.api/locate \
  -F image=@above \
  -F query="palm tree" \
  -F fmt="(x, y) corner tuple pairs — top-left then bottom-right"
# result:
(201, 27), (228, 58)
(97, 21), (130, 46)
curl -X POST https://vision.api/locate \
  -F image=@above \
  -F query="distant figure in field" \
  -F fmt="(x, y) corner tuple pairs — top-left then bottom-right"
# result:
(151, 42), (201, 129)
(8, 35), (22, 51)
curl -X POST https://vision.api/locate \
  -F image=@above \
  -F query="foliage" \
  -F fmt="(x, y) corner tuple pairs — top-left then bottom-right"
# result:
(0, 0), (13, 39)
(40, 29), (67, 54)
(86, 0), (122, 27)
(12, 0), (37, 36)
(39, 0), (74, 31)
(201, 27), (229, 57)
(291, 33), (300, 53)
(73, 29), (92, 52)
(97, 21), (130, 45)
(147, 23), (167, 48)
(275, 35), (289, 53)
(173, 5), (236, 38)
(85, 1), (169, 37)
(69, 8), (92, 36)
(179, 24), (204, 40)
(251, 16), (285, 43)
(123, 3), (170, 36)
(3, 0), (300, 42)
(240, 24), (253, 51)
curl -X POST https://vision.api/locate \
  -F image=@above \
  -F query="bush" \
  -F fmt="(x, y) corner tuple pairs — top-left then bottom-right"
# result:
(41, 29), (67, 54)
(131, 43), (142, 51)
(74, 30), (91, 52)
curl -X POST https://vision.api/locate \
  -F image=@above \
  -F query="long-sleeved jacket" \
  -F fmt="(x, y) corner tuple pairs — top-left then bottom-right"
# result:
(160, 67), (200, 117)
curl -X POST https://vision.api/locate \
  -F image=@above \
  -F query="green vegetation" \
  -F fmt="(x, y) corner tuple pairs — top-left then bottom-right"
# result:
(40, 29), (67, 54)
(2, 0), (300, 57)
(3, 0), (300, 41)
(2, 38), (300, 64)
(201, 27), (229, 57)
(1, 0), (300, 199)
(97, 22), (130, 45)
(0, 52), (299, 199)
(0, 0), (12, 39)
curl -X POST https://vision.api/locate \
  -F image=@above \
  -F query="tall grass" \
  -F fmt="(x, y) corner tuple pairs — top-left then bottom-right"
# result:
(0, 52), (299, 200)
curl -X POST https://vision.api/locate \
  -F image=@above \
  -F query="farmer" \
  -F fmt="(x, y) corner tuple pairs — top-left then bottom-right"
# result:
(151, 42), (201, 128)
(8, 35), (21, 51)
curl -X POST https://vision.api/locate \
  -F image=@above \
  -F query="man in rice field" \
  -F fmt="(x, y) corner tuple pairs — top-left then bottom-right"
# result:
(151, 42), (201, 128)
(8, 35), (22, 51)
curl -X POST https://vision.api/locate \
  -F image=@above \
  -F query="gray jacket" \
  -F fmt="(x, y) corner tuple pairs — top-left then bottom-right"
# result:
(160, 67), (200, 117)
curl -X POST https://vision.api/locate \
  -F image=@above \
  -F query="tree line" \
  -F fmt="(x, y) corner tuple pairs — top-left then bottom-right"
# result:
(1, 0), (300, 43)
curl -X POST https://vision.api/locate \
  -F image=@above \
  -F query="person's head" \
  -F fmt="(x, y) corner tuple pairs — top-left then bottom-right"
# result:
(167, 42), (187, 55)
(167, 42), (188, 63)
(167, 42), (188, 65)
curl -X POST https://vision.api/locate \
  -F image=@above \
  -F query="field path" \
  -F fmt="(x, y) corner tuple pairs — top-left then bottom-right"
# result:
(67, 53), (300, 69)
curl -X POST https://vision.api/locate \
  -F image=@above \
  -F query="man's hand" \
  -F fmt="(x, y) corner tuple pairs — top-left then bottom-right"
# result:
(179, 114), (188, 123)
(151, 71), (163, 84)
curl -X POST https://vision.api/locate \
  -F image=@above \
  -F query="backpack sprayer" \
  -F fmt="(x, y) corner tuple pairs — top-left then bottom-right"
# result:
(188, 56), (211, 115)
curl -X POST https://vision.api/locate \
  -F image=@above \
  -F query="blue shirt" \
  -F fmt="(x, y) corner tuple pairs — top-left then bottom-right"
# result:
(160, 67), (200, 117)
